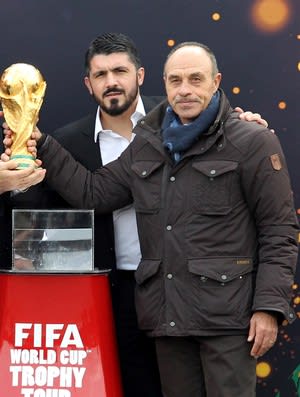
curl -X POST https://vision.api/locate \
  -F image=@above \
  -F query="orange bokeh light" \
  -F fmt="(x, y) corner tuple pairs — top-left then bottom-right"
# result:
(278, 101), (287, 110)
(167, 39), (175, 47)
(250, 0), (291, 33)
(294, 296), (300, 305)
(212, 13), (221, 21)
(256, 361), (272, 378)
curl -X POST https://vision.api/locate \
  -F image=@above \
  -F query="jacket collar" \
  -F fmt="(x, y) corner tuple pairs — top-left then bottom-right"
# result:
(135, 89), (232, 158)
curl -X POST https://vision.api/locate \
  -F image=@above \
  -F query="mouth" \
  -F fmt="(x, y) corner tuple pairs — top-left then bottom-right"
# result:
(104, 90), (124, 98)
(176, 101), (198, 108)
(175, 98), (199, 104)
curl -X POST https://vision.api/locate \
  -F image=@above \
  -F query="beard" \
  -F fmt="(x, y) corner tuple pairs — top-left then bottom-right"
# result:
(93, 77), (139, 116)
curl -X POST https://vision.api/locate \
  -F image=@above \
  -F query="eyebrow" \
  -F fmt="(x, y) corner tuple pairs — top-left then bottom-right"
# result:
(167, 71), (205, 80)
(92, 66), (129, 77)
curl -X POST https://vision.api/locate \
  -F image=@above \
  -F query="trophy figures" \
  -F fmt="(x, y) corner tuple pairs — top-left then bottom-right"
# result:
(0, 63), (46, 168)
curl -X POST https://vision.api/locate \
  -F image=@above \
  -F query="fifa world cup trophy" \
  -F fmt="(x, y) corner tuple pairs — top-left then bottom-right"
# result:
(0, 63), (46, 168)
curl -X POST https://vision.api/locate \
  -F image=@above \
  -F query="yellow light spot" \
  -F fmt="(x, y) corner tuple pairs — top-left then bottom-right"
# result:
(278, 101), (287, 110)
(256, 361), (272, 378)
(212, 12), (221, 21)
(292, 283), (298, 290)
(297, 35), (300, 40)
(294, 296), (300, 305)
(167, 39), (175, 47)
(232, 87), (240, 94)
(250, 0), (291, 33)
(298, 62), (300, 71)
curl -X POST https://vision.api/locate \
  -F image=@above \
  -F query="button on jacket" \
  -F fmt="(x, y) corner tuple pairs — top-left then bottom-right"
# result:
(38, 89), (299, 337)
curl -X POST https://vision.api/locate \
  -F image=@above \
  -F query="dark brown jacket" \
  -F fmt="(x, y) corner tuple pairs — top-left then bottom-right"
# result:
(38, 89), (299, 337)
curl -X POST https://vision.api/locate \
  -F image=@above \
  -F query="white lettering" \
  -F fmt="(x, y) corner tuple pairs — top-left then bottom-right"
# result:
(21, 389), (71, 397)
(14, 323), (83, 348)
(34, 324), (42, 347)
(45, 324), (64, 348)
(10, 366), (86, 388)
(10, 349), (57, 365)
(20, 388), (34, 397)
(9, 365), (22, 386)
(60, 350), (87, 365)
(61, 325), (83, 348)
(15, 323), (33, 347)
(46, 366), (61, 386)
(73, 367), (86, 387)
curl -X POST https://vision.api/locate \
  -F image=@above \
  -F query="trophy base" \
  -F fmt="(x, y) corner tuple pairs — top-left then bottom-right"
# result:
(11, 154), (36, 169)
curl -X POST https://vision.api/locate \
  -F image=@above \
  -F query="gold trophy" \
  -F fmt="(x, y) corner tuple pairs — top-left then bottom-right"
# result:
(0, 63), (46, 168)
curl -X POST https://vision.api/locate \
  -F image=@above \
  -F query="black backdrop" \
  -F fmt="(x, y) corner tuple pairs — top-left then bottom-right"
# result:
(1, 1), (300, 395)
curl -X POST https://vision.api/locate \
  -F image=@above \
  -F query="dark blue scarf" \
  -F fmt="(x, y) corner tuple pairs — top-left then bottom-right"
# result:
(162, 91), (220, 163)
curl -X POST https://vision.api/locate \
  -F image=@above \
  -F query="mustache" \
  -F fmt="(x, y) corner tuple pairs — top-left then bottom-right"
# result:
(103, 87), (125, 97)
(174, 97), (201, 104)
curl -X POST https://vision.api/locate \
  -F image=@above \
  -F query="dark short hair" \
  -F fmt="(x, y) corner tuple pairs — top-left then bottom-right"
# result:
(164, 41), (219, 77)
(84, 32), (142, 74)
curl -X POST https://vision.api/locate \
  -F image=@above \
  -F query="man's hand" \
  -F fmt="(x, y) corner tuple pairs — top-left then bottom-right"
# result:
(0, 159), (46, 193)
(247, 311), (278, 358)
(235, 107), (269, 128)
(0, 160), (46, 194)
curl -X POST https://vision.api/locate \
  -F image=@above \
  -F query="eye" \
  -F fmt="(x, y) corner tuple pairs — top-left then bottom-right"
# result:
(169, 77), (180, 85)
(191, 76), (202, 83)
(115, 68), (127, 74)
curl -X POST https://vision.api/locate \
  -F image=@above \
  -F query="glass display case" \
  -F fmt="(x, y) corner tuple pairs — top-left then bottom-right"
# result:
(12, 209), (94, 272)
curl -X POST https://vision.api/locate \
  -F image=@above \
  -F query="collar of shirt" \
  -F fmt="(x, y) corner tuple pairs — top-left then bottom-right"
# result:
(94, 95), (146, 143)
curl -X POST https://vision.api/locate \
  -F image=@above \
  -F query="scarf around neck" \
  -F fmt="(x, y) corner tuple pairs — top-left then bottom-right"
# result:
(162, 91), (220, 163)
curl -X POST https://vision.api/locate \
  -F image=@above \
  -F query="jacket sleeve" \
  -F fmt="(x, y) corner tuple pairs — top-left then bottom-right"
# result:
(240, 128), (299, 323)
(38, 134), (133, 213)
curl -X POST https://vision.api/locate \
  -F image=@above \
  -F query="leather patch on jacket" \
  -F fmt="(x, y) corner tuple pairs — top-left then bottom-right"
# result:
(270, 154), (282, 171)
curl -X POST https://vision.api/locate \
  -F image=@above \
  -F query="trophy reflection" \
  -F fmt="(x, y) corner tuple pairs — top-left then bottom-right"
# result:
(0, 63), (46, 168)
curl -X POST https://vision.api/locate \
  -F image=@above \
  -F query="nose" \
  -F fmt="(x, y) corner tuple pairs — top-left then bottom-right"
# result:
(177, 81), (192, 96)
(105, 71), (118, 88)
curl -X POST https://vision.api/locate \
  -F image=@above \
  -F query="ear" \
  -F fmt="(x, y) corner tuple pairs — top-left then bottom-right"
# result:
(213, 73), (222, 92)
(137, 67), (145, 86)
(84, 76), (93, 95)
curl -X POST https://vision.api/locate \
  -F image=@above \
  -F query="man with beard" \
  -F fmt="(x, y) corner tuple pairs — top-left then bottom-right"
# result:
(3, 33), (269, 397)
(48, 33), (164, 397)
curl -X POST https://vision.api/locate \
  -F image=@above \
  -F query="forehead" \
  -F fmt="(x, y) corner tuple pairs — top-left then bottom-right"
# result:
(165, 46), (213, 77)
(89, 52), (135, 71)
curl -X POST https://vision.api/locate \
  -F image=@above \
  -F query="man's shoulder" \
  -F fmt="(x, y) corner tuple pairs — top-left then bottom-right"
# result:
(141, 95), (165, 113)
(51, 113), (96, 140)
(225, 112), (279, 153)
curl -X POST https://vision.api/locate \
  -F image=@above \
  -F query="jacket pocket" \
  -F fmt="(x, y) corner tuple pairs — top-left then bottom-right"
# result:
(191, 160), (239, 215)
(131, 160), (164, 213)
(187, 257), (254, 330)
(134, 259), (164, 330)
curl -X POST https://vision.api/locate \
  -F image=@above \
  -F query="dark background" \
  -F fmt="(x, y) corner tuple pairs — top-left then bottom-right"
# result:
(1, 1), (300, 395)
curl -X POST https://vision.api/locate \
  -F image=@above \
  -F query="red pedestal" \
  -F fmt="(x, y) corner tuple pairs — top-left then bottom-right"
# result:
(0, 272), (123, 397)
